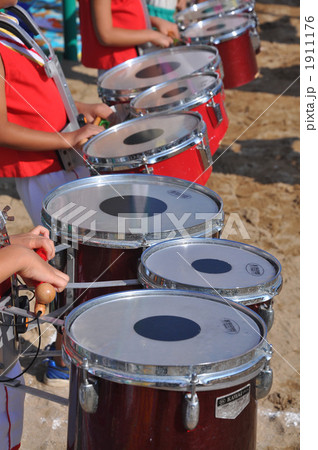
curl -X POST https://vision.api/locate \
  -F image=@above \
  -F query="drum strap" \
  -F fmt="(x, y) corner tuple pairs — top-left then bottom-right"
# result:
(3, 6), (85, 171)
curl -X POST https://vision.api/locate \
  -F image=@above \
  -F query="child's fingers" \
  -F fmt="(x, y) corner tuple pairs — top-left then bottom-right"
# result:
(30, 225), (50, 238)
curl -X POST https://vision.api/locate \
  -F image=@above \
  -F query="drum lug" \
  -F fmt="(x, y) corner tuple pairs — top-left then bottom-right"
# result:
(250, 11), (259, 28)
(258, 302), (274, 331)
(197, 132), (213, 167)
(249, 12), (260, 54)
(79, 358), (99, 414)
(141, 166), (154, 174)
(255, 361), (273, 400)
(249, 28), (261, 53)
(66, 248), (75, 306)
(141, 156), (153, 174)
(182, 374), (200, 430)
(207, 98), (223, 127)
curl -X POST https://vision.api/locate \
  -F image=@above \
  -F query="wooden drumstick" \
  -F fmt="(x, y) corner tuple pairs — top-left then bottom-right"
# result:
(93, 116), (102, 126)
(79, 116), (103, 146)
(34, 248), (55, 316)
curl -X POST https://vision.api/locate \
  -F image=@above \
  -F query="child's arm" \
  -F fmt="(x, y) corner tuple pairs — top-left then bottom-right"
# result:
(0, 55), (104, 151)
(91, 0), (174, 48)
(0, 245), (69, 293)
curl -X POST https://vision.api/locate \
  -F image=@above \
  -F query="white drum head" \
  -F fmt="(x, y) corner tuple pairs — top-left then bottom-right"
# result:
(41, 175), (223, 246)
(98, 46), (220, 101)
(175, 0), (254, 24)
(84, 113), (202, 159)
(182, 14), (253, 43)
(66, 290), (263, 368)
(130, 73), (220, 115)
(139, 238), (282, 302)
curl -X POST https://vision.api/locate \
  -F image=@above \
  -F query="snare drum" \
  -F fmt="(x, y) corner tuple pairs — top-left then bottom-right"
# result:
(83, 112), (212, 185)
(130, 72), (228, 156)
(181, 15), (259, 89)
(98, 45), (223, 114)
(42, 174), (224, 309)
(138, 238), (283, 330)
(175, 0), (255, 29)
(64, 289), (273, 450)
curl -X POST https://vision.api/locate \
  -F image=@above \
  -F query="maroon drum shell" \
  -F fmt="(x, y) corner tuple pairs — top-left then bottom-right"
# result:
(53, 243), (143, 310)
(46, 175), (224, 314)
(67, 366), (257, 450)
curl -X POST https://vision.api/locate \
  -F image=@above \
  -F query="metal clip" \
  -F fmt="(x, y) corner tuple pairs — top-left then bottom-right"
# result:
(141, 156), (153, 174)
(255, 344), (273, 400)
(197, 132), (212, 167)
(79, 358), (99, 414)
(66, 247), (75, 306)
(207, 98), (223, 127)
(182, 374), (200, 430)
(1, 205), (14, 222)
(258, 302), (274, 331)
(0, 206), (14, 248)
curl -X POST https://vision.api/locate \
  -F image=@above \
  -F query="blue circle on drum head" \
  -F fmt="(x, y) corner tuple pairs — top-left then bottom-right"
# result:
(134, 315), (201, 341)
(135, 62), (181, 79)
(99, 195), (168, 217)
(191, 258), (232, 274)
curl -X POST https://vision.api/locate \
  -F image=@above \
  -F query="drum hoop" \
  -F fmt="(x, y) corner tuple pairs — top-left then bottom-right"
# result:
(130, 72), (223, 116)
(63, 289), (270, 390)
(175, 0), (255, 24)
(41, 174), (224, 245)
(97, 45), (220, 102)
(83, 112), (207, 168)
(138, 237), (283, 304)
(182, 14), (256, 45)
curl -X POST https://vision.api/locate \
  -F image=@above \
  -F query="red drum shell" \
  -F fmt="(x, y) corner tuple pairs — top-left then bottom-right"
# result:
(91, 142), (212, 186)
(84, 113), (212, 185)
(189, 90), (228, 155)
(181, 16), (258, 89)
(216, 30), (258, 88)
(67, 367), (257, 450)
(130, 75), (228, 157)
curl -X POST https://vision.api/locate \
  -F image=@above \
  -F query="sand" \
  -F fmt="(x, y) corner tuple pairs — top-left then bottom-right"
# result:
(0, 0), (300, 448)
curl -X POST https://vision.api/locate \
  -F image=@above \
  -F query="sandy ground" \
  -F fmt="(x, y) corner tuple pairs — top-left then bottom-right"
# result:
(1, 0), (300, 448)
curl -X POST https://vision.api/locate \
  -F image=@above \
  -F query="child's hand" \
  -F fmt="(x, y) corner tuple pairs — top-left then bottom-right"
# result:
(150, 17), (180, 40)
(10, 226), (55, 260)
(150, 30), (174, 48)
(64, 124), (103, 149)
(0, 245), (69, 294)
(75, 102), (116, 125)
(15, 246), (69, 294)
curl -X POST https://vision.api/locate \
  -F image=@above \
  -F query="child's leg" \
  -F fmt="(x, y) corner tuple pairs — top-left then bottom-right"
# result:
(0, 362), (25, 449)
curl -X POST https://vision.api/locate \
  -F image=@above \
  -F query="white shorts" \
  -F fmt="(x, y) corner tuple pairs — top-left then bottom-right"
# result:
(15, 166), (90, 226)
(0, 363), (25, 450)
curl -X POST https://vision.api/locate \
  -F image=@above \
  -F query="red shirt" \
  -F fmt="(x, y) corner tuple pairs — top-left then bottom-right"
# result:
(79, 0), (147, 70)
(0, 37), (67, 178)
